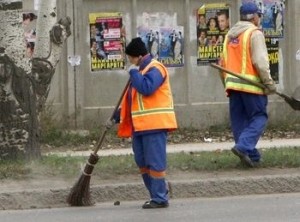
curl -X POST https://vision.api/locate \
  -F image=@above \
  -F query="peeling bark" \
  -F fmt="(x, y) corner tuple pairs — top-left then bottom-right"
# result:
(0, 0), (71, 160)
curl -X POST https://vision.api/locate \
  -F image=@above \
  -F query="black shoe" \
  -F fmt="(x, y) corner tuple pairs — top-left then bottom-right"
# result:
(231, 147), (254, 168)
(252, 159), (261, 167)
(166, 181), (173, 198)
(142, 200), (169, 209)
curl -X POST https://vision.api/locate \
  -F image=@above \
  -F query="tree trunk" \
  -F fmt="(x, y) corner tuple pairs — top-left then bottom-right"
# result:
(0, 0), (71, 160)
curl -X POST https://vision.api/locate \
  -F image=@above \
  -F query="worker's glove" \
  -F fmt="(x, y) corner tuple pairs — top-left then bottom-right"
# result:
(259, 72), (276, 95)
(263, 81), (276, 95)
(128, 64), (139, 74)
(105, 118), (116, 129)
(105, 108), (121, 129)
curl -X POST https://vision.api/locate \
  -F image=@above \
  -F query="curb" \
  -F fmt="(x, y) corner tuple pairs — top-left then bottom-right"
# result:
(1, 173), (299, 210)
(91, 174), (300, 201)
(45, 138), (300, 157)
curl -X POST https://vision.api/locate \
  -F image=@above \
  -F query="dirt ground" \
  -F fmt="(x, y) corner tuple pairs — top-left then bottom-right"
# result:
(1, 167), (299, 193)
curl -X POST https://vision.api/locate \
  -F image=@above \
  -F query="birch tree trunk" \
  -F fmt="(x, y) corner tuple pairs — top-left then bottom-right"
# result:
(0, 0), (71, 160)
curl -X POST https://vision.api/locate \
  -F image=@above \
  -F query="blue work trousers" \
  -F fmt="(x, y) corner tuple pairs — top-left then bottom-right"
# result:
(132, 131), (168, 204)
(229, 91), (268, 161)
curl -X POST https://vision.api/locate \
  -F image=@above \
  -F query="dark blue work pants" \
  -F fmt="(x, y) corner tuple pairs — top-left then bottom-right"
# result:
(229, 91), (268, 162)
(132, 131), (168, 204)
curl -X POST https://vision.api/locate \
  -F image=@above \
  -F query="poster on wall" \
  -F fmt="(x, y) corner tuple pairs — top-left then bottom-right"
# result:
(138, 27), (160, 59)
(242, 0), (285, 38)
(159, 27), (184, 67)
(196, 3), (230, 66)
(137, 11), (184, 68)
(23, 12), (37, 58)
(266, 38), (279, 82)
(138, 26), (184, 67)
(89, 12), (126, 71)
(241, 0), (285, 82)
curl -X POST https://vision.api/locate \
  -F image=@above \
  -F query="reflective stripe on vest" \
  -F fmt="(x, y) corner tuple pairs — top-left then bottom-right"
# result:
(117, 60), (177, 138)
(223, 27), (264, 95)
(133, 60), (174, 115)
(131, 60), (177, 132)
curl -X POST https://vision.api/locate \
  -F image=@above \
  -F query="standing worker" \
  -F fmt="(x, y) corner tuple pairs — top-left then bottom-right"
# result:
(220, 2), (276, 167)
(108, 37), (177, 208)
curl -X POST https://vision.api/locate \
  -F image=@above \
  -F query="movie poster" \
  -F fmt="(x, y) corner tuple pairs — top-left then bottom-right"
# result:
(196, 3), (230, 66)
(266, 38), (279, 82)
(242, 0), (285, 38)
(138, 26), (184, 67)
(241, 0), (284, 82)
(159, 27), (184, 67)
(89, 12), (126, 71)
(138, 27), (160, 59)
(23, 12), (37, 58)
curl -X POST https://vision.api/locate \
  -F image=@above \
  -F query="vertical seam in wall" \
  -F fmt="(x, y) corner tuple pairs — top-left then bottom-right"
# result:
(185, 0), (191, 105)
(72, 0), (78, 128)
(132, 0), (137, 40)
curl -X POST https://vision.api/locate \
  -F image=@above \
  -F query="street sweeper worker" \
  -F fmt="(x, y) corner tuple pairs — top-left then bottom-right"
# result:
(220, 2), (276, 167)
(110, 37), (177, 209)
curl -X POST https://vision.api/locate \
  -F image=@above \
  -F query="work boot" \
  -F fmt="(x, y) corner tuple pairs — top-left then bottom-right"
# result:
(231, 147), (254, 168)
(251, 159), (262, 167)
(142, 200), (169, 209)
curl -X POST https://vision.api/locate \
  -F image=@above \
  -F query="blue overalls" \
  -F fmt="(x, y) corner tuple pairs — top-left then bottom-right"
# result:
(229, 91), (268, 162)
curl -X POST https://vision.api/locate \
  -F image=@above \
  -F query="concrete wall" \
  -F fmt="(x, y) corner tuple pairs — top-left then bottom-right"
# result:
(40, 0), (300, 129)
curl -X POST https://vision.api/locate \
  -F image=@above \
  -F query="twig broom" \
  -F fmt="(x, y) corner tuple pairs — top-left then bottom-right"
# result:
(67, 79), (130, 206)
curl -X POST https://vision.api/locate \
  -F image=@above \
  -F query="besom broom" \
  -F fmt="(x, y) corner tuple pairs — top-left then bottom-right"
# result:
(67, 79), (130, 206)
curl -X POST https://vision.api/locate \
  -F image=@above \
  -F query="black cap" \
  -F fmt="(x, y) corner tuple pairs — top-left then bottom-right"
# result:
(125, 37), (148, 57)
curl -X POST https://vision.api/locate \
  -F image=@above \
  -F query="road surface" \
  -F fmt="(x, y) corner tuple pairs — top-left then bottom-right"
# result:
(0, 193), (299, 222)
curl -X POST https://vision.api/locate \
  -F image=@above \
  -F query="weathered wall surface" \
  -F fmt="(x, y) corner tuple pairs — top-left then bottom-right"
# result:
(26, 0), (300, 129)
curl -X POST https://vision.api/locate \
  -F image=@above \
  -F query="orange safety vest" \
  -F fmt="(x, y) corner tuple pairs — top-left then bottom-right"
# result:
(118, 60), (177, 138)
(222, 27), (264, 95)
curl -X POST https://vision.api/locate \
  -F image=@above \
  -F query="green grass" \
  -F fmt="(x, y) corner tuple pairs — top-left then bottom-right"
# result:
(168, 147), (300, 170)
(0, 147), (299, 180)
(0, 160), (31, 179)
(40, 128), (93, 147)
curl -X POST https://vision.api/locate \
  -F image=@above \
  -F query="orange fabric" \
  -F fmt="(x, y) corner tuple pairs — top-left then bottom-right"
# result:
(139, 167), (166, 178)
(117, 88), (132, 137)
(140, 167), (150, 174)
(149, 169), (166, 178)
(223, 28), (264, 95)
(118, 60), (177, 138)
(224, 30), (256, 75)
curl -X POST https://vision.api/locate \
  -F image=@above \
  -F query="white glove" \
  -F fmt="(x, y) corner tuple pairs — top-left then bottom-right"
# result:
(259, 71), (276, 95)
(105, 118), (116, 129)
(128, 64), (139, 73)
(263, 80), (276, 95)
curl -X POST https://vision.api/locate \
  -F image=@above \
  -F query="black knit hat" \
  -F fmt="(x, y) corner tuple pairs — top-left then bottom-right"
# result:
(125, 37), (148, 57)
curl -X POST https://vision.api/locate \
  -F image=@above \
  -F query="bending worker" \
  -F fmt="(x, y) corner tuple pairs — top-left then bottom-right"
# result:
(109, 37), (177, 208)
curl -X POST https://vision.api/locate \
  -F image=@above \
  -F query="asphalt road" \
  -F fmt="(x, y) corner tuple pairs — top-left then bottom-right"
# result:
(0, 193), (299, 222)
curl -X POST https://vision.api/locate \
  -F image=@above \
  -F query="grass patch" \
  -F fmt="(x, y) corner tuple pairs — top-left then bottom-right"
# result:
(0, 160), (31, 179)
(0, 147), (299, 180)
(168, 147), (300, 171)
(40, 128), (93, 147)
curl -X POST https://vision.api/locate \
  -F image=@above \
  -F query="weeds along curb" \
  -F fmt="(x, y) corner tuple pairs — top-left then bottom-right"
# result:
(0, 173), (299, 210)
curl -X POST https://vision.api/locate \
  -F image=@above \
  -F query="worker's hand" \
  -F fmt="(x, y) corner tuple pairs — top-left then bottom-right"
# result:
(105, 118), (116, 129)
(264, 82), (276, 95)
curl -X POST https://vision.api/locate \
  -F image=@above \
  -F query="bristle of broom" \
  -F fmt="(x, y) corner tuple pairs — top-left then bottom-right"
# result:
(67, 153), (99, 206)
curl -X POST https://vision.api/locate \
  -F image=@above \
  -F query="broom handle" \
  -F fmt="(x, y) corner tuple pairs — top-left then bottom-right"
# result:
(93, 79), (131, 155)
(210, 63), (300, 109)
(210, 63), (266, 89)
